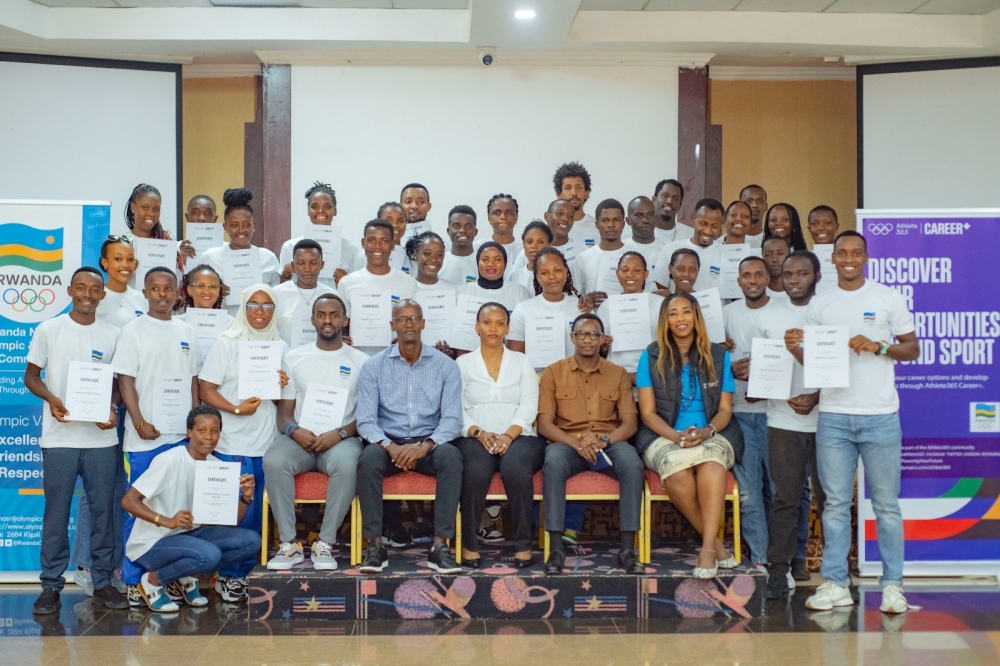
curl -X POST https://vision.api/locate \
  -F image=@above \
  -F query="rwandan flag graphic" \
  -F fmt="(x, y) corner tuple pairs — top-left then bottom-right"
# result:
(0, 223), (64, 271)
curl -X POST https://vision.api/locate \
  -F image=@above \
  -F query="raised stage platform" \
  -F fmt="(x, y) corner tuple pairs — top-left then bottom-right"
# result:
(248, 540), (766, 622)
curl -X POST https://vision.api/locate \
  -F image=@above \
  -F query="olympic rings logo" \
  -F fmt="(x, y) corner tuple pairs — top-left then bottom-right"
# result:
(2, 288), (56, 313)
(868, 223), (894, 236)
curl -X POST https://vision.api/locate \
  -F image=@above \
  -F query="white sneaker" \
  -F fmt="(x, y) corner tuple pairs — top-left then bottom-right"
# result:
(880, 585), (915, 614)
(73, 568), (95, 596)
(310, 540), (338, 571)
(786, 571), (796, 589)
(267, 542), (304, 570)
(805, 581), (854, 611)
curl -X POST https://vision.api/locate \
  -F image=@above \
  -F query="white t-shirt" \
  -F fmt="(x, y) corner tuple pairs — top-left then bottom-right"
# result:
(175, 310), (235, 363)
(596, 291), (664, 373)
(96, 287), (147, 330)
(279, 231), (365, 292)
(650, 239), (721, 292)
(623, 222), (694, 244)
(508, 293), (581, 371)
(438, 252), (479, 288)
(766, 287), (789, 302)
(113, 315), (202, 452)
(508, 252), (580, 293)
(575, 245), (630, 296)
(474, 238), (522, 277)
(274, 281), (324, 349)
(746, 231), (764, 248)
(550, 238), (583, 262)
(623, 236), (671, 276)
(337, 267), (418, 355)
(281, 343), (370, 429)
(568, 213), (598, 249)
(806, 281), (916, 415)
(126, 445), (218, 561)
(463, 280), (531, 315)
(202, 244), (281, 314)
(755, 299), (818, 433)
(26, 314), (120, 449)
(722, 298), (774, 414)
(198, 336), (287, 457)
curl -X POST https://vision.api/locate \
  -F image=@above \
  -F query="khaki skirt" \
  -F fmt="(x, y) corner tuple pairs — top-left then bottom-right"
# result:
(643, 434), (736, 484)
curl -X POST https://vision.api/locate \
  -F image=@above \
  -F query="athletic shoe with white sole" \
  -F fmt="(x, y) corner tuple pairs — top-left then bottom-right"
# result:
(880, 585), (917, 614)
(477, 527), (504, 544)
(267, 542), (305, 570)
(73, 568), (95, 596)
(126, 584), (144, 608)
(359, 542), (388, 573)
(427, 543), (461, 574)
(177, 576), (209, 607)
(310, 540), (338, 571)
(139, 573), (180, 613)
(215, 576), (248, 603)
(805, 581), (854, 611)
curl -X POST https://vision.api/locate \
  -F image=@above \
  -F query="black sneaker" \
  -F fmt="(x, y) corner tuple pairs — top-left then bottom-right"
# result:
(359, 542), (389, 573)
(383, 525), (411, 549)
(791, 557), (811, 582)
(409, 517), (434, 544)
(618, 548), (644, 575)
(766, 569), (791, 599)
(215, 576), (247, 603)
(93, 584), (129, 610)
(33, 588), (61, 615)
(427, 543), (461, 574)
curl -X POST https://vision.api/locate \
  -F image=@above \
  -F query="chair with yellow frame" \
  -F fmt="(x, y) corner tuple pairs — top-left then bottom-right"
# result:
(260, 471), (329, 565)
(641, 468), (740, 564)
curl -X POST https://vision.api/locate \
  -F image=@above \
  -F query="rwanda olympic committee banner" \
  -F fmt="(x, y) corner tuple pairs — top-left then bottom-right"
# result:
(0, 200), (109, 578)
(859, 209), (1000, 577)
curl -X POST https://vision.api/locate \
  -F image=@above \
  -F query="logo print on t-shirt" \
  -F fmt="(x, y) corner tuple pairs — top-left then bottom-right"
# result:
(465, 275), (476, 283)
(709, 265), (721, 278)
(91, 350), (104, 362)
(339, 365), (351, 378)
(863, 312), (876, 325)
(180, 341), (190, 353)
(391, 295), (400, 305)
(584, 238), (596, 247)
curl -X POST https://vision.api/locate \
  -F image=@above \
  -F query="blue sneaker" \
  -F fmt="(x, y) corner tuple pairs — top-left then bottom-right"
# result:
(177, 576), (208, 607)
(139, 573), (180, 613)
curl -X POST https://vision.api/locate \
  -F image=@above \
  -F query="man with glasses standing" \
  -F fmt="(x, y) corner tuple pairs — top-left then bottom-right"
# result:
(537, 313), (644, 575)
(355, 299), (464, 574)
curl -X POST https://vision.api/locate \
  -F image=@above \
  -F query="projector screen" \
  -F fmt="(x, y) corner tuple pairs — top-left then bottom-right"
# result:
(291, 65), (679, 244)
(860, 60), (1000, 209)
(0, 54), (180, 235)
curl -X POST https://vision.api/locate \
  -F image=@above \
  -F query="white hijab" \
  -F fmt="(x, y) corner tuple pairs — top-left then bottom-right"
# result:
(220, 283), (280, 341)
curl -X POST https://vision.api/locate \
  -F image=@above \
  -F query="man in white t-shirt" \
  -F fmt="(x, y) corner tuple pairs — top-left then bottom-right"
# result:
(337, 219), (419, 356)
(722, 256), (773, 567)
(807, 205), (840, 295)
(552, 162), (597, 248)
(625, 178), (694, 244)
(122, 405), (260, 611)
(543, 199), (582, 263)
(275, 239), (326, 349)
(26, 267), (128, 615)
(264, 294), (369, 571)
(756, 250), (826, 599)
(622, 195), (670, 282)
(790, 231), (919, 615)
(114, 266), (202, 605)
(438, 205), (479, 287)
(575, 198), (628, 305)
(739, 184), (768, 248)
(651, 198), (724, 291)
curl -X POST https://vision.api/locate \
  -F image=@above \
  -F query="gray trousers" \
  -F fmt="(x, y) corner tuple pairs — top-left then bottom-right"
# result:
(40, 446), (118, 591)
(542, 441), (644, 534)
(262, 434), (363, 544)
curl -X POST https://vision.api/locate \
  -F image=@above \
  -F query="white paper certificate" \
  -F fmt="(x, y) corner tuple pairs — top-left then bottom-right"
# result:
(400, 221), (431, 246)
(185, 223), (223, 270)
(718, 244), (754, 300)
(63, 362), (113, 423)
(692, 288), (727, 344)
(303, 224), (343, 277)
(132, 237), (176, 288)
(184, 309), (229, 364)
(525, 314), (565, 369)
(803, 325), (850, 388)
(238, 341), (282, 400)
(349, 288), (392, 348)
(418, 289), (456, 345)
(297, 383), (349, 435)
(812, 244), (835, 294)
(191, 460), (240, 526)
(595, 252), (625, 295)
(746, 338), (795, 400)
(607, 293), (652, 352)
(451, 295), (490, 351)
(223, 249), (263, 306)
(151, 374), (190, 435)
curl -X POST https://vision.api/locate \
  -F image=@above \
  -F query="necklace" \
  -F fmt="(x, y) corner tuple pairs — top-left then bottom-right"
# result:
(295, 284), (316, 306)
(105, 288), (128, 309)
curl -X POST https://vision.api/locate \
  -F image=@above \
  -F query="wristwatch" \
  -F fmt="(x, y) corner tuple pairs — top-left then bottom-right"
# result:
(876, 340), (891, 356)
(234, 407), (241, 415)
(470, 427), (483, 438)
(379, 439), (392, 449)
(338, 428), (348, 440)
(599, 435), (612, 445)
(240, 494), (253, 505)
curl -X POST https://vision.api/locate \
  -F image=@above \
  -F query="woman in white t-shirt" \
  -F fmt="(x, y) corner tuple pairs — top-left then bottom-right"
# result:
(406, 230), (461, 356)
(474, 194), (523, 276)
(123, 183), (196, 273)
(198, 284), (288, 567)
(509, 220), (554, 292)
(96, 234), (147, 329)
(508, 247), (592, 373)
(462, 242), (531, 327)
(597, 251), (665, 378)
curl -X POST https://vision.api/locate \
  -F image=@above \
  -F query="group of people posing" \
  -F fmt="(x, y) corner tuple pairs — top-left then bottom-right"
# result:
(28, 161), (918, 620)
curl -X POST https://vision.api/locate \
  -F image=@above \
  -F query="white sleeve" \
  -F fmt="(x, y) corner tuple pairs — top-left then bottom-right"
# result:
(279, 239), (293, 268)
(508, 303), (527, 342)
(649, 246), (673, 288)
(25, 321), (49, 368)
(888, 290), (916, 337)
(337, 278), (352, 317)
(112, 326), (141, 377)
(198, 337), (230, 384)
(131, 452), (173, 501)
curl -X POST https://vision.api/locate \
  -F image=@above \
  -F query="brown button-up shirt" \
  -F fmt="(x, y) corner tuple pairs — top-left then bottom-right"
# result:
(538, 356), (637, 436)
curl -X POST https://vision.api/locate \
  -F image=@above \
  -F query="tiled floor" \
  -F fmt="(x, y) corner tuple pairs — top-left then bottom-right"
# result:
(3, 582), (1000, 664)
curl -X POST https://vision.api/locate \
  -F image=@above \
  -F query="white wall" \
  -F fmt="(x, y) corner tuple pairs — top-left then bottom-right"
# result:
(0, 59), (178, 235)
(291, 65), (679, 244)
(862, 65), (1000, 209)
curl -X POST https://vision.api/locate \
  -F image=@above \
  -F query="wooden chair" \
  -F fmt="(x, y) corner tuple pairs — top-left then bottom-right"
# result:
(260, 471), (330, 565)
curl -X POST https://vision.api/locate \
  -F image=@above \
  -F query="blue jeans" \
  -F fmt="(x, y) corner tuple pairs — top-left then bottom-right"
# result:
(733, 412), (772, 564)
(134, 526), (260, 586)
(816, 412), (903, 589)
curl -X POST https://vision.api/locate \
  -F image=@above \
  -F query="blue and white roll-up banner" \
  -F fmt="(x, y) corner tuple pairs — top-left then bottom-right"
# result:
(0, 200), (109, 580)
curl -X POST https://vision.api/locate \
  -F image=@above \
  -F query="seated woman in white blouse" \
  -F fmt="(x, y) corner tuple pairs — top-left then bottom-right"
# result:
(455, 302), (542, 569)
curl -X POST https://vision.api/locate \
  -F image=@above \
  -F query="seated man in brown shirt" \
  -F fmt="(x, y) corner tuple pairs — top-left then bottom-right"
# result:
(538, 313), (643, 575)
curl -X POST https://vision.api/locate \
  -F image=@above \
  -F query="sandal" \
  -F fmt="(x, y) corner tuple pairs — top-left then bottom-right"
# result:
(693, 547), (718, 579)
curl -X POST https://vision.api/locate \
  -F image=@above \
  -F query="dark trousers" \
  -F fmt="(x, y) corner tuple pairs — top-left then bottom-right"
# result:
(766, 426), (826, 573)
(357, 439), (463, 540)
(40, 446), (118, 591)
(542, 441), (644, 534)
(455, 435), (545, 553)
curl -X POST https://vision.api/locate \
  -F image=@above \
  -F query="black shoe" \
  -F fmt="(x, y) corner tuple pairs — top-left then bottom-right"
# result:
(409, 517), (434, 545)
(618, 549), (644, 575)
(93, 584), (129, 610)
(383, 525), (411, 549)
(791, 557), (811, 581)
(463, 556), (483, 569)
(427, 543), (461, 574)
(545, 550), (565, 575)
(33, 588), (61, 615)
(513, 556), (535, 569)
(766, 569), (791, 600)
(359, 542), (389, 573)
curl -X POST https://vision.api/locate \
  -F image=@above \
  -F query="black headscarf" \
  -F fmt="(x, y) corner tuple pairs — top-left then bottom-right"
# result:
(475, 241), (507, 290)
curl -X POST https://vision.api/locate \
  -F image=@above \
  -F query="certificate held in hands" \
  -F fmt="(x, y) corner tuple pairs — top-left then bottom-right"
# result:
(451, 295), (490, 351)
(186, 223), (223, 269)
(298, 383), (349, 435)
(349, 288), (392, 347)
(607, 293), (652, 352)
(692, 288), (727, 344)
(746, 338), (794, 400)
(191, 459), (240, 525)
(238, 341), (282, 400)
(223, 249), (262, 306)
(63, 362), (114, 423)
(152, 374), (191, 435)
(132, 237), (176, 288)
(803, 325), (850, 388)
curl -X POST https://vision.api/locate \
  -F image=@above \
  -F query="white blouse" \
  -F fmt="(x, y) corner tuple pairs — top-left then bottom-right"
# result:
(456, 347), (538, 438)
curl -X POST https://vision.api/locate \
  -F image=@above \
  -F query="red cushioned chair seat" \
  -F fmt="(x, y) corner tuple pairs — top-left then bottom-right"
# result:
(383, 471), (438, 495)
(293, 472), (330, 500)
(487, 471), (544, 496)
(644, 468), (736, 495)
(565, 471), (621, 496)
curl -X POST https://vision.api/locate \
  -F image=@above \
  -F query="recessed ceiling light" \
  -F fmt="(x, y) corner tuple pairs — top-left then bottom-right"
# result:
(514, 9), (536, 20)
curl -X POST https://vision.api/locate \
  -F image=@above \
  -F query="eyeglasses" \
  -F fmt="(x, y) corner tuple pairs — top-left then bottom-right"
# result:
(106, 234), (134, 243)
(392, 315), (424, 325)
(190, 282), (220, 290)
(572, 331), (604, 341)
(245, 303), (276, 313)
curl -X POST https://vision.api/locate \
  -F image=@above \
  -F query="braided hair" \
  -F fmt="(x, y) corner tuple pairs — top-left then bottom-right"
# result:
(175, 264), (227, 312)
(305, 181), (336, 205)
(763, 202), (807, 252)
(404, 230), (445, 260)
(124, 183), (171, 240)
(531, 246), (579, 297)
(223, 188), (254, 219)
(487, 193), (519, 215)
